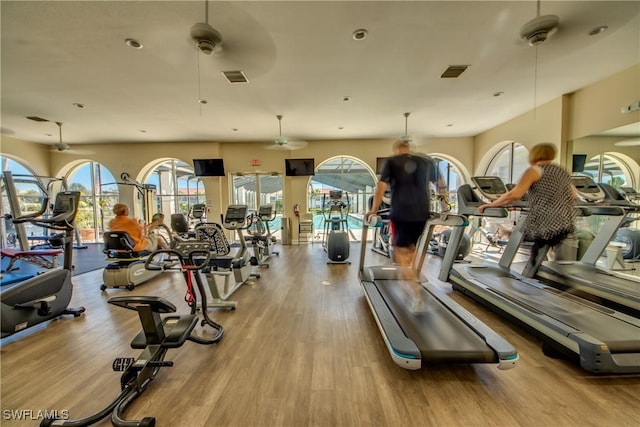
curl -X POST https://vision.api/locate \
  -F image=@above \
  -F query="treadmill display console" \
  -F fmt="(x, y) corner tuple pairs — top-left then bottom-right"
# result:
(471, 177), (508, 201)
(570, 176), (604, 203)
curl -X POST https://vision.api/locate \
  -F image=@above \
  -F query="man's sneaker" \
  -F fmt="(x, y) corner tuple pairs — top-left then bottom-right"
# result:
(409, 297), (428, 314)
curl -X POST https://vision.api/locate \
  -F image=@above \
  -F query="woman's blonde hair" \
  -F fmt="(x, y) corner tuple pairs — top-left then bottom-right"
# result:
(529, 143), (556, 164)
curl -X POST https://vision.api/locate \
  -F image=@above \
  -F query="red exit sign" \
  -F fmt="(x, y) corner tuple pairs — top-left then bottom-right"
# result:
(250, 159), (261, 166)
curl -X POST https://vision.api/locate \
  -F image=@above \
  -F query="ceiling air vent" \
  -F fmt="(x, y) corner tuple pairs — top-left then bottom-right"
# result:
(440, 65), (469, 79)
(222, 70), (249, 83)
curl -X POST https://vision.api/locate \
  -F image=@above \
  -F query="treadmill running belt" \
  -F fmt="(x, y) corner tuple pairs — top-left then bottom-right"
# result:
(461, 266), (640, 353)
(374, 279), (496, 363)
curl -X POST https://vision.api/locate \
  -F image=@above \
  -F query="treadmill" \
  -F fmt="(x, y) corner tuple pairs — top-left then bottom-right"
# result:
(438, 177), (640, 374)
(359, 212), (518, 370)
(530, 176), (640, 314)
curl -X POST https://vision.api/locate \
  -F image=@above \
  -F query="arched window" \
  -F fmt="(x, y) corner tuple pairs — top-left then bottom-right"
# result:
(1, 156), (46, 248)
(431, 156), (467, 213)
(144, 160), (204, 217)
(485, 142), (529, 184)
(66, 161), (118, 243)
(582, 153), (636, 189)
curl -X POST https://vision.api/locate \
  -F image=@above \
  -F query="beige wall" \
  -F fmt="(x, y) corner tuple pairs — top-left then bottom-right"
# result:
(474, 96), (566, 173)
(1, 135), (52, 176)
(568, 64), (640, 140)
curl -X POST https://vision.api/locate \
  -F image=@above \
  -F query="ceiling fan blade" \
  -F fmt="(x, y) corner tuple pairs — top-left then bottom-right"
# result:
(50, 147), (95, 155)
(286, 140), (308, 149)
(265, 144), (292, 151)
(614, 139), (640, 147)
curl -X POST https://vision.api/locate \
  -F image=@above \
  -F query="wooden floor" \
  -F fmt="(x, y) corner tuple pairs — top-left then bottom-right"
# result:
(1, 243), (639, 427)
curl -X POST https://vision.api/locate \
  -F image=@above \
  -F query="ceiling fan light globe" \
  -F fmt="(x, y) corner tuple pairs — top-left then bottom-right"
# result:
(275, 136), (288, 145)
(520, 14), (559, 46)
(198, 40), (215, 55)
(190, 22), (223, 54)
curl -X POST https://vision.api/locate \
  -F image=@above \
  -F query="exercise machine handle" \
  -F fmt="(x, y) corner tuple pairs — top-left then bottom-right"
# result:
(145, 248), (211, 271)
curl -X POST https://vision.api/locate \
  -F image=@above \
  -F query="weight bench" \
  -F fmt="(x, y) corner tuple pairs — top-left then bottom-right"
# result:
(0, 248), (63, 272)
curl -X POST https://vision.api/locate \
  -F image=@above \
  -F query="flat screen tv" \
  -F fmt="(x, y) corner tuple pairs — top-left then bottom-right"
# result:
(285, 158), (315, 176)
(193, 158), (225, 177)
(572, 154), (587, 173)
(376, 157), (390, 175)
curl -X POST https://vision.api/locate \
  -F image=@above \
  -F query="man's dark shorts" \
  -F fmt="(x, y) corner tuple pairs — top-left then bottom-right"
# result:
(392, 220), (427, 248)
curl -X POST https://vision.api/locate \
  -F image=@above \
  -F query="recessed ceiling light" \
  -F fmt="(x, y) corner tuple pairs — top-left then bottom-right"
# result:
(588, 26), (608, 36)
(352, 29), (368, 41)
(125, 38), (143, 49)
(342, 96), (351, 102)
(198, 99), (207, 104)
(493, 91), (504, 97)
(446, 124), (454, 127)
(139, 130), (147, 133)
(338, 127), (344, 130)
(73, 103), (86, 108)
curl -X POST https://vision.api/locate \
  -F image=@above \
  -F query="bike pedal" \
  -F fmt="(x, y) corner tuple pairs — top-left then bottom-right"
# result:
(112, 357), (135, 371)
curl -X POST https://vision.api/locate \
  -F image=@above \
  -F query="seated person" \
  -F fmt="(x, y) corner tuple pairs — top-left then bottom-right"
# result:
(146, 213), (169, 250)
(109, 203), (166, 252)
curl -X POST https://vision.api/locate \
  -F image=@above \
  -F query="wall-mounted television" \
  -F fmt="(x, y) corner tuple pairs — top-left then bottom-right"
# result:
(376, 157), (390, 175)
(285, 158), (315, 176)
(572, 154), (587, 173)
(193, 158), (225, 177)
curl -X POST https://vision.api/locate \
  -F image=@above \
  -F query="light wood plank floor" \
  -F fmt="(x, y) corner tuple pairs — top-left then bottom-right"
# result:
(1, 243), (639, 427)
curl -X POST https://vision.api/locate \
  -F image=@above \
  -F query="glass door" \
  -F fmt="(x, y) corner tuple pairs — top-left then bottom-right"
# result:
(231, 173), (283, 241)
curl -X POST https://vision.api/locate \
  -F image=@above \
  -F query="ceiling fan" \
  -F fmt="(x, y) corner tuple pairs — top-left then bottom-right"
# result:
(26, 116), (94, 155)
(400, 112), (412, 143)
(519, 0), (560, 46)
(190, 0), (223, 56)
(50, 122), (94, 155)
(265, 115), (308, 151)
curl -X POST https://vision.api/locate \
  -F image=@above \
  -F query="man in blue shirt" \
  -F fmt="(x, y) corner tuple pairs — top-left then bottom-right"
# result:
(366, 140), (449, 312)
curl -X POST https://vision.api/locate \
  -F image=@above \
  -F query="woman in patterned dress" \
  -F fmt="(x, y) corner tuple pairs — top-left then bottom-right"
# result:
(478, 143), (577, 248)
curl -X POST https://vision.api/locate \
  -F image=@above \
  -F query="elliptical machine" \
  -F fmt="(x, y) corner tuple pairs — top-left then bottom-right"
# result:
(196, 205), (260, 310)
(1, 191), (85, 338)
(246, 205), (279, 267)
(322, 190), (351, 264)
(369, 192), (392, 258)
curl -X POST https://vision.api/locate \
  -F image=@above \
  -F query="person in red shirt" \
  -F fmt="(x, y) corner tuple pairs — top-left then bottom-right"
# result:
(109, 203), (165, 252)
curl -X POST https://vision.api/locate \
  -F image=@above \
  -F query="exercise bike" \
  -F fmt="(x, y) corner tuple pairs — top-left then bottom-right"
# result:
(41, 243), (223, 427)
(1, 191), (85, 338)
(101, 222), (173, 291)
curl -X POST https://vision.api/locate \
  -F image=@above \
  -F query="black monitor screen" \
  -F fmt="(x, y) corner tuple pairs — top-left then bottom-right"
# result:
(472, 177), (507, 196)
(285, 158), (315, 176)
(572, 154), (587, 173)
(193, 158), (225, 177)
(376, 157), (390, 175)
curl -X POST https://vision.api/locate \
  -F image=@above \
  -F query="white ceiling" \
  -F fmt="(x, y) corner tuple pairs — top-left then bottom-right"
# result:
(1, 1), (639, 149)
